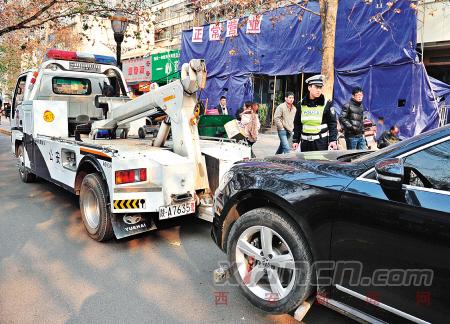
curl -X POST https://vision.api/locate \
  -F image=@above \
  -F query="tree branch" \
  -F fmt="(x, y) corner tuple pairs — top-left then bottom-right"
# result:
(288, 0), (320, 16)
(0, 0), (58, 36)
(17, 9), (115, 31)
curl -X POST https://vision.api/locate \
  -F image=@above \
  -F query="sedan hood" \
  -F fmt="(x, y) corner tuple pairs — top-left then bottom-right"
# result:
(264, 150), (370, 164)
(235, 150), (370, 180)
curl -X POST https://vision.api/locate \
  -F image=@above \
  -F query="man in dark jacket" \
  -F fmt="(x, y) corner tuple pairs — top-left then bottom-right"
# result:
(215, 96), (229, 115)
(292, 75), (338, 152)
(339, 87), (365, 150)
(378, 125), (401, 149)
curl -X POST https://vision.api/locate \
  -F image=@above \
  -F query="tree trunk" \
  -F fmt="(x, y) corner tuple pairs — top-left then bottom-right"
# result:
(319, 0), (338, 100)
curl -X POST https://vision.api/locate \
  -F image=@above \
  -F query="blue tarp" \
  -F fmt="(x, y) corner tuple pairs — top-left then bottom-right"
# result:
(334, 63), (440, 137)
(334, 0), (417, 70)
(429, 76), (450, 105)
(429, 76), (450, 124)
(180, 0), (439, 137)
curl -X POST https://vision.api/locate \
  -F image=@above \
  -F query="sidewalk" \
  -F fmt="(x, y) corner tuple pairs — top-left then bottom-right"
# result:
(252, 132), (280, 158)
(0, 117), (11, 136)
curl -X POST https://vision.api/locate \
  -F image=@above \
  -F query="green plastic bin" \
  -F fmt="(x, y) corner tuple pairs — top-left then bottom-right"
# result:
(198, 115), (234, 138)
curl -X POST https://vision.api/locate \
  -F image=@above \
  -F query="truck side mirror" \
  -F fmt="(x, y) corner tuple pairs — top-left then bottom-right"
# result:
(94, 95), (102, 108)
(375, 158), (404, 191)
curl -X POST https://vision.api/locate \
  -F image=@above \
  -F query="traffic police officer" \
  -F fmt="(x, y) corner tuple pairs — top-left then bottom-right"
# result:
(292, 75), (338, 152)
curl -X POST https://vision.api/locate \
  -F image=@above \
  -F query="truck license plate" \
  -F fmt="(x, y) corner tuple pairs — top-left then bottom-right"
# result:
(159, 201), (196, 220)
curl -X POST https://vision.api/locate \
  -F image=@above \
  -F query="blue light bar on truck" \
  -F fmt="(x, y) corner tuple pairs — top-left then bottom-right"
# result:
(93, 54), (117, 65)
(45, 49), (117, 66)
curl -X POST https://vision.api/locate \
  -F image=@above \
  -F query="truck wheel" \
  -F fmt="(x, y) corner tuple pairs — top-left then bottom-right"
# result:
(80, 173), (114, 242)
(119, 129), (128, 139)
(17, 144), (36, 183)
(227, 208), (313, 314)
(138, 127), (146, 139)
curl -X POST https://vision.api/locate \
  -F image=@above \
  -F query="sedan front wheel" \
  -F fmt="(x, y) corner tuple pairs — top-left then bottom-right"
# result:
(227, 207), (313, 314)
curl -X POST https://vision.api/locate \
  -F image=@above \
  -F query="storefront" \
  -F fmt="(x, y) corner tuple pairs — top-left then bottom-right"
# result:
(122, 56), (152, 97)
(252, 74), (314, 127)
(122, 49), (181, 96)
(180, 2), (441, 137)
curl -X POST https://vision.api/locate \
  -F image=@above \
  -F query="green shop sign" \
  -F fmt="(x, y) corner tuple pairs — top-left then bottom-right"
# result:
(151, 50), (180, 83)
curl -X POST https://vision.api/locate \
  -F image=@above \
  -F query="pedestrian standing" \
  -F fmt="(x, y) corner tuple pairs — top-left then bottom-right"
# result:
(215, 96), (229, 115)
(339, 87), (366, 150)
(292, 75), (338, 152)
(274, 92), (296, 154)
(239, 102), (261, 157)
(236, 102), (252, 121)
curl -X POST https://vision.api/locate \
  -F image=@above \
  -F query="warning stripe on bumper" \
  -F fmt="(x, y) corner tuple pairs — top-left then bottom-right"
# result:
(113, 199), (146, 209)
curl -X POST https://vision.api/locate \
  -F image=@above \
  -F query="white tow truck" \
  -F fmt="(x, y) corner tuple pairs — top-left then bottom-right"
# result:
(10, 49), (250, 241)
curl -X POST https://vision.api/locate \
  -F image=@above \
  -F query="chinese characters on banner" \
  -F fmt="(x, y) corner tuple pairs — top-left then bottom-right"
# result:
(192, 15), (263, 44)
(246, 14), (262, 34)
(209, 23), (221, 41)
(192, 27), (204, 43)
(226, 19), (239, 38)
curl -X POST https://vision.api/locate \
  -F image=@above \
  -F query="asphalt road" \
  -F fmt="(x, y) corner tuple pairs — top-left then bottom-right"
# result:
(0, 134), (350, 324)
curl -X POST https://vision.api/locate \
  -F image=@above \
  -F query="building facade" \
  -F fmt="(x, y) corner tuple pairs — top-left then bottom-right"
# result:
(151, 0), (195, 51)
(418, 0), (450, 83)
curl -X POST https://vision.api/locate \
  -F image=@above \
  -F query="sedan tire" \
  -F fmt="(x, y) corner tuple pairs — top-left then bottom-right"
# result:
(227, 207), (313, 314)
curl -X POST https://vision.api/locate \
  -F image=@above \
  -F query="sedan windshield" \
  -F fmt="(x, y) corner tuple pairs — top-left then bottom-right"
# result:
(352, 128), (445, 163)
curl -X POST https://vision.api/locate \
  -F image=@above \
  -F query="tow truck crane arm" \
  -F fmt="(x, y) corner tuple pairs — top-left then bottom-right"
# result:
(91, 59), (210, 190)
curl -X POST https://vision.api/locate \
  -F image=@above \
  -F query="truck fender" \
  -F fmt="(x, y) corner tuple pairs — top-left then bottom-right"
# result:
(75, 155), (108, 196)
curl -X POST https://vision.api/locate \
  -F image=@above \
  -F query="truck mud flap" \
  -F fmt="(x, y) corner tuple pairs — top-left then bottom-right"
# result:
(111, 213), (157, 239)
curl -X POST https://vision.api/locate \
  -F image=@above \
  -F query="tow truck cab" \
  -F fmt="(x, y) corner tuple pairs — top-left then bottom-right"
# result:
(11, 49), (126, 138)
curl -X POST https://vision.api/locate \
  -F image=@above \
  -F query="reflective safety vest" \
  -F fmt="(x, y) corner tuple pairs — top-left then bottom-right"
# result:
(301, 103), (327, 134)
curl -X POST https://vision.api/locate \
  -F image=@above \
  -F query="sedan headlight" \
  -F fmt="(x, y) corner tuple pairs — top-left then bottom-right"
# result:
(217, 170), (234, 192)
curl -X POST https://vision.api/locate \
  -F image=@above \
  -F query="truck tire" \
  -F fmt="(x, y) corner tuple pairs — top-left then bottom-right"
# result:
(17, 144), (36, 183)
(80, 173), (114, 242)
(227, 208), (313, 314)
(138, 127), (146, 139)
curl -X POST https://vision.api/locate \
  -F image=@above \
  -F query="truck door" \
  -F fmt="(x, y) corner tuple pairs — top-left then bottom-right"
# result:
(12, 75), (28, 127)
(12, 75), (34, 167)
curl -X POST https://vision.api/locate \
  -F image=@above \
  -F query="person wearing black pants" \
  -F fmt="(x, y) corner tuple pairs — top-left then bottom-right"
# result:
(292, 75), (338, 152)
(339, 87), (366, 150)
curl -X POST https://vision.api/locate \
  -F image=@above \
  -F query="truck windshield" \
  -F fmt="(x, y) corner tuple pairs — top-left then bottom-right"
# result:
(52, 77), (91, 95)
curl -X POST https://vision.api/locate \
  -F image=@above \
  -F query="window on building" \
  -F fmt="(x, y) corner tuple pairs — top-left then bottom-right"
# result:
(172, 23), (182, 36)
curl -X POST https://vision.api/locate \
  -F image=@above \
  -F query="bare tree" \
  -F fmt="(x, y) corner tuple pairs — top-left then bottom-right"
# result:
(319, 0), (338, 99)
(0, 26), (81, 91)
(0, 0), (151, 38)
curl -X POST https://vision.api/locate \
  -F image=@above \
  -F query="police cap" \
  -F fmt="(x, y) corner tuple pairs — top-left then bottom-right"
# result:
(305, 74), (324, 86)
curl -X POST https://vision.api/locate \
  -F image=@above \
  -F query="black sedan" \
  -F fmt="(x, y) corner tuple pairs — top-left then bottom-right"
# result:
(212, 124), (450, 323)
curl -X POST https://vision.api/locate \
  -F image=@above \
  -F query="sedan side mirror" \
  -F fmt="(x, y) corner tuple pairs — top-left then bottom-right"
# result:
(375, 158), (404, 191)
